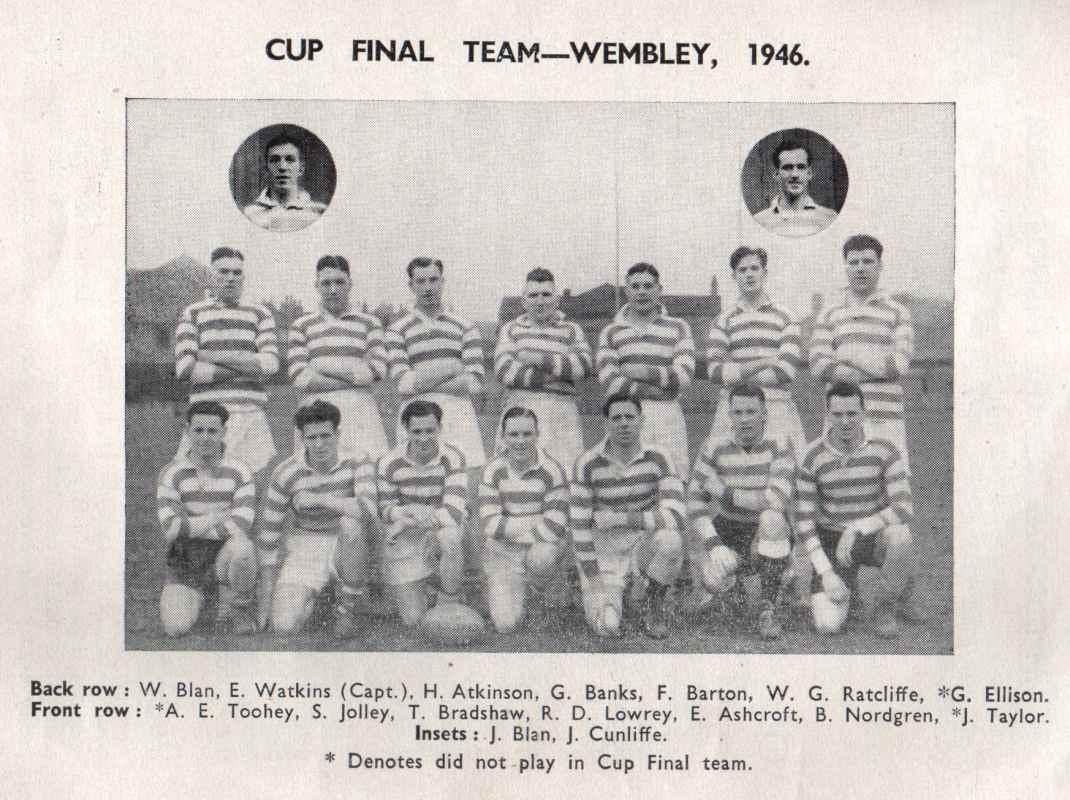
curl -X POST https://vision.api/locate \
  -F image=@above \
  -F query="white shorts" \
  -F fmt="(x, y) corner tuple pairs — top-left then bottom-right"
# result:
(294, 388), (389, 461)
(380, 524), (457, 586)
(397, 393), (486, 468)
(177, 405), (276, 473)
(276, 531), (339, 593)
(495, 389), (585, 472)
(707, 388), (807, 460)
(640, 399), (690, 479)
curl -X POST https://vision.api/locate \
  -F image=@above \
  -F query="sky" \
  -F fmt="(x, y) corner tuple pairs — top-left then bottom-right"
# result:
(127, 100), (953, 319)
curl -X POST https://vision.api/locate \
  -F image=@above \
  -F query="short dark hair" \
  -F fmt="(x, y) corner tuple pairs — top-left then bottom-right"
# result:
(728, 383), (766, 406)
(842, 234), (883, 260)
(826, 381), (865, 408)
(772, 139), (812, 168)
(525, 268), (555, 284)
(406, 257), (444, 280)
(264, 133), (305, 162)
(729, 246), (768, 272)
(501, 406), (539, 433)
(625, 262), (659, 283)
(210, 246), (243, 263)
(603, 392), (641, 417)
(401, 399), (443, 427)
(316, 255), (350, 275)
(295, 399), (341, 432)
(186, 400), (229, 425)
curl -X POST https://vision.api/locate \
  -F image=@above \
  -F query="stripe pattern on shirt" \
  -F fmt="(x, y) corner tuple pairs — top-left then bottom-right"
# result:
(175, 299), (278, 407)
(479, 450), (569, 542)
(288, 310), (388, 391)
(494, 313), (593, 395)
(809, 294), (914, 422)
(688, 435), (795, 533)
(597, 308), (695, 400)
(707, 301), (801, 400)
(157, 456), (255, 541)
(385, 309), (485, 383)
(570, 444), (686, 578)
(376, 442), (469, 529)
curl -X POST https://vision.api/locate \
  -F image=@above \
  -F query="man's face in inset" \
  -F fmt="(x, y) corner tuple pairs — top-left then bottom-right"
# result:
(212, 256), (244, 304)
(409, 264), (444, 310)
(729, 395), (767, 447)
(188, 413), (226, 461)
(606, 399), (643, 450)
(521, 280), (558, 324)
(776, 147), (812, 199)
(625, 270), (661, 314)
(317, 267), (352, 316)
(301, 420), (340, 469)
(733, 254), (767, 297)
(827, 394), (865, 444)
(266, 142), (304, 195)
(844, 248), (882, 297)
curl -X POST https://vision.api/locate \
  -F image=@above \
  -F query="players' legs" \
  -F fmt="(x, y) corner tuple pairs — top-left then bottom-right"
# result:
(752, 510), (791, 639)
(269, 533), (334, 635)
(636, 527), (684, 639)
(381, 523), (436, 626)
(391, 580), (433, 627)
(872, 523), (916, 638)
(160, 584), (204, 638)
(214, 532), (258, 634)
(484, 539), (528, 633)
(270, 584), (317, 635)
(331, 517), (374, 638)
(578, 570), (625, 637)
(434, 524), (466, 598)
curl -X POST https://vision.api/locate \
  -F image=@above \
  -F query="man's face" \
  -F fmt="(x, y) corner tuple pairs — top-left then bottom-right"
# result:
(733, 254), (767, 297)
(521, 280), (558, 323)
(212, 256), (244, 304)
(827, 394), (865, 444)
(266, 142), (304, 194)
(409, 265), (444, 309)
(776, 148), (812, 199)
(406, 414), (441, 459)
(317, 267), (352, 315)
(502, 414), (538, 461)
(729, 395), (767, 446)
(605, 400), (643, 450)
(188, 413), (226, 460)
(301, 420), (340, 469)
(625, 270), (661, 314)
(844, 248), (882, 296)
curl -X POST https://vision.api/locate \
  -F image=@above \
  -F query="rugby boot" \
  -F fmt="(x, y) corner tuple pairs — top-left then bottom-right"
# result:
(642, 581), (670, 640)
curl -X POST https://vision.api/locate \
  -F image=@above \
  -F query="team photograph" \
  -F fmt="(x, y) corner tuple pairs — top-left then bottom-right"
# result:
(125, 100), (953, 654)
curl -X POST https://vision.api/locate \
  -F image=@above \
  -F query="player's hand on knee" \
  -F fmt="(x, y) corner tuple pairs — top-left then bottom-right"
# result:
(822, 570), (850, 603)
(703, 545), (737, 592)
(836, 526), (859, 569)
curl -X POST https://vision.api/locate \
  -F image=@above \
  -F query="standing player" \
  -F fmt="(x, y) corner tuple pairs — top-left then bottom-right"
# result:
(596, 262), (696, 480)
(809, 234), (914, 459)
(288, 255), (389, 461)
(570, 394), (685, 639)
(385, 257), (486, 468)
(687, 385), (795, 640)
(156, 401), (258, 637)
(493, 267), (593, 470)
(796, 383), (917, 638)
(256, 401), (377, 639)
(376, 400), (477, 627)
(480, 407), (569, 633)
(174, 247), (279, 476)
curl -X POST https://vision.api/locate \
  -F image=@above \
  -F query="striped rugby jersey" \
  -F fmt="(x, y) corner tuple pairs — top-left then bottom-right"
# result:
(494, 312), (593, 396)
(479, 449), (569, 543)
(570, 442), (686, 578)
(175, 298), (279, 407)
(385, 307), (485, 388)
(706, 297), (802, 401)
(376, 442), (468, 529)
(288, 309), (388, 393)
(157, 455), (255, 542)
(796, 436), (913, 545)
(688, 434), (795, 543)
(257, 454), (375, 565)
(597, 305), (695, 400)
(809, 292), (914, 424)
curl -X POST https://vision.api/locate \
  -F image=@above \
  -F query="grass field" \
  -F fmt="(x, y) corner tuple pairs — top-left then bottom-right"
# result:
(125, 372), (952, 654)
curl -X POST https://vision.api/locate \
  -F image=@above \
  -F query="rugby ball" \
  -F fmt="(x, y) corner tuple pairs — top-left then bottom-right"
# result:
(420, 601), (487, 646)
(810, 591), (850, 634)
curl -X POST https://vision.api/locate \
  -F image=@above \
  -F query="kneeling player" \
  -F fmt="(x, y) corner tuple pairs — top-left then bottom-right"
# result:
(797, 382), (916, 638)
(256, 400), (377, 639)
(376, 400), (478, 626)
(687, 385), (795, 640)
(571, 394), (685, 639)
(156, 401), (258, 637)
(480, 407), (568, 633)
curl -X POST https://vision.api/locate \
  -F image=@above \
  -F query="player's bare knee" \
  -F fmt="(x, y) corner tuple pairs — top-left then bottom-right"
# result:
(653, 527), (683, 558)
(758, 510), (790, 541)
(270, 585), (312, 635)
(883, 524), (913, 557)
(160, 584), (202, 637)
(525, 542), (561, 576)
(436, 525), (464, 554)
